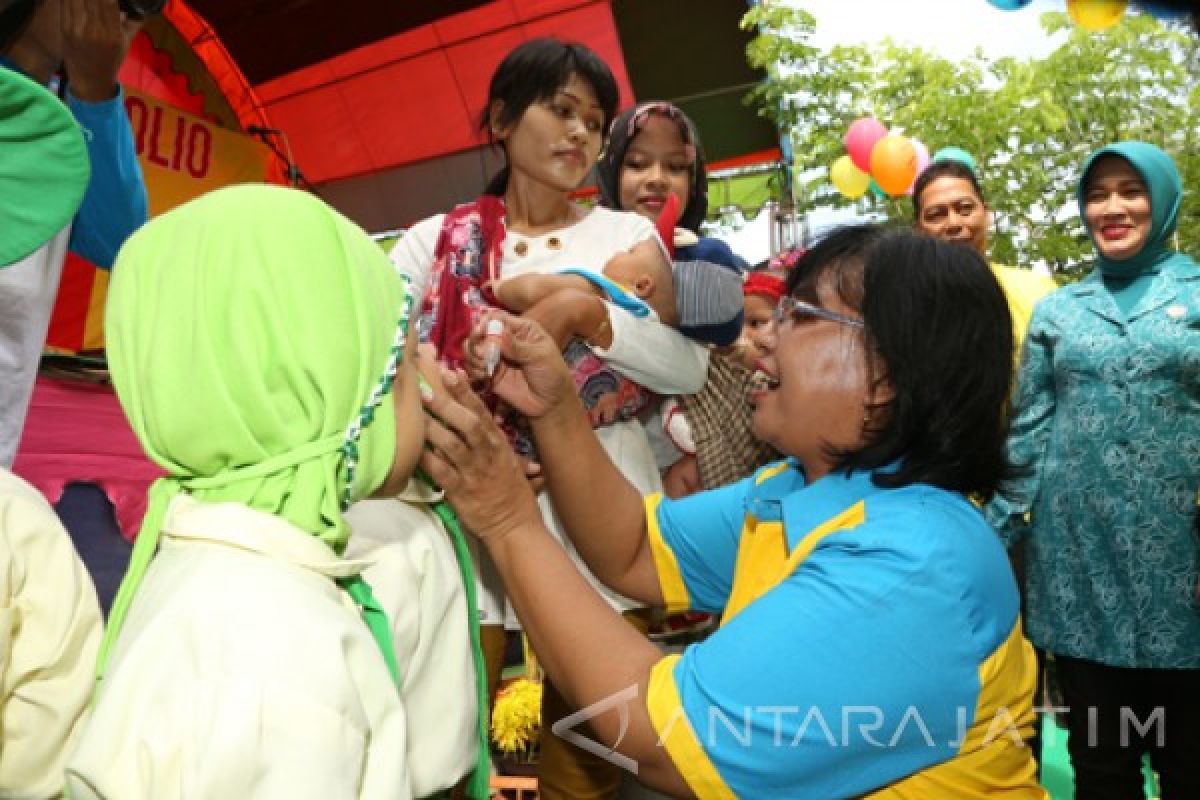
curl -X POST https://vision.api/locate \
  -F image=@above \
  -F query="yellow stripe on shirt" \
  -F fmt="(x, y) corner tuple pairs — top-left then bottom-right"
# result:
(645, 493), (690, 613)
(646, 655), (737, 800)
(755, 460), (792, 485)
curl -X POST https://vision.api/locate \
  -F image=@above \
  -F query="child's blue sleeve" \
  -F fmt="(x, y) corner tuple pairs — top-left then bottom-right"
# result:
(66, 88), (148, 269)
(556, 267), (650, 318)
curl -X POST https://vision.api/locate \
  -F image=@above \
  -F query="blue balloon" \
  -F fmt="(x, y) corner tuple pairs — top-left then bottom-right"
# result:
(986, 0), (1033, 10)
(932, 147), (978, 173)
(1133, 1), (1191, 21)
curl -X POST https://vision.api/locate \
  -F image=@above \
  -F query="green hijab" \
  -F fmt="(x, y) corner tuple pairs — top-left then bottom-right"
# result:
(0, 66), (90, 265)
(97, 185), (494, 798)
(98, 184), (409, 685)
(1077, 141), (1187, 279)
(107, 184), (404, 544)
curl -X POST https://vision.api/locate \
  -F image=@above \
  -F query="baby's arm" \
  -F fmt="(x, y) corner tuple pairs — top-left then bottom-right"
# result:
(519, 289), (610, 351)
(491, 273), (594, 313)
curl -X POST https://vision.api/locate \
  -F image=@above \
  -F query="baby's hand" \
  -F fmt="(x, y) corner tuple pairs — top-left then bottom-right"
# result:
(491, 273), (593, 312)
(490, 274), (548, 312)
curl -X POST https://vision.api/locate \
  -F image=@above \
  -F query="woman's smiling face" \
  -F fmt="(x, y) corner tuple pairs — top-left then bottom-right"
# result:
(1083, 156), (1152, 262)
(617, 114), (694, 222)
(750, 270), (886, 481)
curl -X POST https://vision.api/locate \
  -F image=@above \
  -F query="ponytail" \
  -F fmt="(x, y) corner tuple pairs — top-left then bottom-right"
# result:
(484, 164), (510, 197)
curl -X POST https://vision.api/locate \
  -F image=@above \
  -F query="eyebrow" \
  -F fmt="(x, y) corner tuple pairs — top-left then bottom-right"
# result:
(1088, 179), (1145, 191)
(925, 195), (977, 207)
(559, 89), (602, 110)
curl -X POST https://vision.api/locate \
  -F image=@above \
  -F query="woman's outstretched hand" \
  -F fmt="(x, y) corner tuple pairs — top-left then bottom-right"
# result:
(464, 311), (578, 420)
(420, 367), (543, 545)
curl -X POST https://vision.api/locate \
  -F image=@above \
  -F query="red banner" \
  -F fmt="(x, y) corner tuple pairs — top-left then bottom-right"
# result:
(46, 89), (273, 353)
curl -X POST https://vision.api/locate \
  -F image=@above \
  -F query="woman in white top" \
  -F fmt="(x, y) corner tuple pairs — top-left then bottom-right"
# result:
(388, 37), (707, 800)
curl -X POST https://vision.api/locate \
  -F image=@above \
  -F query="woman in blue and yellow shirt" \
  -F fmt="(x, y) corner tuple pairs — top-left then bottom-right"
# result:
(422, 224), (1045, 799)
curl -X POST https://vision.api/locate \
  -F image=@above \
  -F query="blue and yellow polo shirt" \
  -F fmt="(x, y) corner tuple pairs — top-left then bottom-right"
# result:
(644, 460), (1045, 799)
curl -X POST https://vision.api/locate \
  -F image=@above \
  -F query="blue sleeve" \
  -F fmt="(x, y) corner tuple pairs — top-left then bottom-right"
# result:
(984, 299), (1058, 546)
(556, 267), (650, 317)
(66, 87), (148, 269)
(663, 500), (1011, 798)
(650, 474), (750, 612)
(651, 463), (793, 613)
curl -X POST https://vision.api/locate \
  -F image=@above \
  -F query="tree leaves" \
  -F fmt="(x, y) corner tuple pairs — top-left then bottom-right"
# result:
(743, 7), (1199, 276)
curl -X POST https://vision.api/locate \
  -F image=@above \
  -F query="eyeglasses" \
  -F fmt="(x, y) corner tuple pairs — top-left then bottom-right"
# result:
(771, 296), (865, 329)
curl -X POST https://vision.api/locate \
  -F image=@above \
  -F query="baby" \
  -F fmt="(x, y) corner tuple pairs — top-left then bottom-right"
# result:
(491, 242), (744, 433)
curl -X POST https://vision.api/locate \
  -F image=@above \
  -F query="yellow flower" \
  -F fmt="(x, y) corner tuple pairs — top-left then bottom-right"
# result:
(490, 677), (543, 759)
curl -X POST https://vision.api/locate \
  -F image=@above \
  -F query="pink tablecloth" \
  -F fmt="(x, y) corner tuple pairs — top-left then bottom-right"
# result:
(12, 375), (161, 539)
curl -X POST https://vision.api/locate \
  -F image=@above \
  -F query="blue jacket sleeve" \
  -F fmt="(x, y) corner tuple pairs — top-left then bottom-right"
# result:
(66, 87), (148, 269)
(984, 300), (1059, 546)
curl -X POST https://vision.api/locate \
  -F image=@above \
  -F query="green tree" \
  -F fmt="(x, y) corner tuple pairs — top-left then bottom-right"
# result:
(742, 5), (1199, 277)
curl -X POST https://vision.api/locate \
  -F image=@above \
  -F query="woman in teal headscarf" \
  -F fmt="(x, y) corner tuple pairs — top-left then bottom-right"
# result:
(65, 185), (490, 800)
(986, 141), (1199, 799)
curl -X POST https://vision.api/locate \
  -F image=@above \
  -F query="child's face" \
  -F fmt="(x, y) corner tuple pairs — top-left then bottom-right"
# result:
(741, 294), (778, 364)
(375, 334), (434, 497)
(618, 115), (693, 223)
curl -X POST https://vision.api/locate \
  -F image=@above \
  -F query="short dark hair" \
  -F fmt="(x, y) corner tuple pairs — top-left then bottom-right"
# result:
(1, 0), (40, 53)
(785, 224), (1014, 498)
(479, 37), (618, 196)
(911, 159), (986, 217)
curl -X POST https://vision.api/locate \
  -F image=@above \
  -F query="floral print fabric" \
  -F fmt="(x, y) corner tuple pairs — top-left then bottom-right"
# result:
(986, 258), (1200, 668)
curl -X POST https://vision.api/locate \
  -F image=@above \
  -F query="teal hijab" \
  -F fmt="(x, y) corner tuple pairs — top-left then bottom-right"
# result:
(1077, 141), (1189, 279)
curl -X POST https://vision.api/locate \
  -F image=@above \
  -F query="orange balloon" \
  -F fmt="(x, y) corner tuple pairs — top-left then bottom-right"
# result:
(869, 135), (918, 196)
(1067, 0), (1128, 32)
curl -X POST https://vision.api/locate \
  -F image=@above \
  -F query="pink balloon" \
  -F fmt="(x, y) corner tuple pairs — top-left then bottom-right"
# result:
(906, 139), (931, 196)
(844, 117), (888, 173)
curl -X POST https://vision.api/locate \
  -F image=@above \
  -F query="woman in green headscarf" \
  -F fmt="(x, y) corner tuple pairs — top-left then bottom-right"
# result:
(65, 185), (489, 800)
(986, 141), (1200, 799)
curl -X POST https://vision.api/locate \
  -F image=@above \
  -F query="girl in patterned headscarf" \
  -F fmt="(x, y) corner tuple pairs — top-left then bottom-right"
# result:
(66, 185), (489, 800)
(597, 101), (744, 270)
(598, 102), (760, 503)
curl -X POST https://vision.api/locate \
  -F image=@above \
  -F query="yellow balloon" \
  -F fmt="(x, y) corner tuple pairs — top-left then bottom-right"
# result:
(830, 154), (870, 199)
(1067, 0), (1128, 32)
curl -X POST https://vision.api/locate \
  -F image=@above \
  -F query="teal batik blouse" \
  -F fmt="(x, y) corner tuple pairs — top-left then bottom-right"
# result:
(985, 256), (1200, 668)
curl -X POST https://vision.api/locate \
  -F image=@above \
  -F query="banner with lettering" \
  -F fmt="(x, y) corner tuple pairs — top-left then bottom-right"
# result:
(46, 88), (274, 353)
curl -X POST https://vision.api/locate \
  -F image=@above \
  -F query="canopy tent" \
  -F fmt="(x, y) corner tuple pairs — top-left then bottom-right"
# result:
(611, 0), (779, 172)
(172, 0), (780, 231)
(46, 0), (783, 353)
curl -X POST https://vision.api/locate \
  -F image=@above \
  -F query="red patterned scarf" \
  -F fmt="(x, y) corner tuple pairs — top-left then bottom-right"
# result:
(419, 195), (506, 368)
